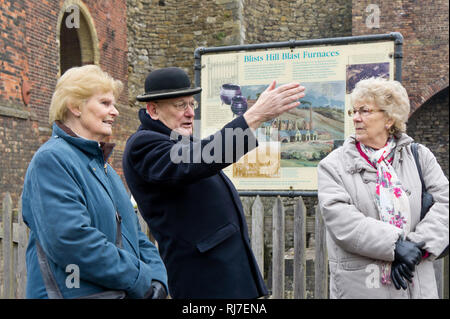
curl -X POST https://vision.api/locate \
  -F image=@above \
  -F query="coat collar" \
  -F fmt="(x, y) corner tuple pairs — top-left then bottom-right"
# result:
(52, 121), (115, 162)
(138, 108), (172, 136)
(342, 133), (414, 174)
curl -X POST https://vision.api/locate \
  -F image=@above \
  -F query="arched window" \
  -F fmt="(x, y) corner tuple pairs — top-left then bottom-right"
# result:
(57, 0), (99, 75)
(59, 11), (82, 75)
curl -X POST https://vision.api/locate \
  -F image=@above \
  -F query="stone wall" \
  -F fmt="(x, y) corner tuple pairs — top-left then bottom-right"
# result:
(242, 0), (352, 44)
(127, 0), (243, 108)
(126, 0), (352, 109)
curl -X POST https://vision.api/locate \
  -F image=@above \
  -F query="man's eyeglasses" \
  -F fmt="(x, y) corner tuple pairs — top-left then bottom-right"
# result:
(172, 100), (199, 111)
(348, 107), (383, 118)
(155, 99), (199, 111)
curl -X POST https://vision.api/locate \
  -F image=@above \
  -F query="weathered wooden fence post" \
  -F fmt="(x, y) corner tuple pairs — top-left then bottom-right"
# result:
(434, 259), (444, 299)
(2, 192), (14, 298)
(17, 195), (28, 299)
(293, 197), (306, 299)
(314, 205), (328, 299)
(251, 196), (264, 275)
(272, 196), (285, 298)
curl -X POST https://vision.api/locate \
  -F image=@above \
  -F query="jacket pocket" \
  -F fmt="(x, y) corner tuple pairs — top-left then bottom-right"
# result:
(341, 257), (375, 271)
(196, 223), (238, 253)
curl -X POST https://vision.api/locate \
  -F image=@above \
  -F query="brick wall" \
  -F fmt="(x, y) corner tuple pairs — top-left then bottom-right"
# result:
(0, 0), (29, 106)
(83, 0), (131, 174)
(1, 0), (39, 206)
(407, 88), (449, 179)
(352, 0), (449, 113)
(0, 117), (39, 207)
(0, 0), (130, 205)
(25, 0), (60, 137)
(352, 0), (449, 205)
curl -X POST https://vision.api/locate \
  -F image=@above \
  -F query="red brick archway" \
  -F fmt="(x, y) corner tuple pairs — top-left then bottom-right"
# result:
(410, 78), (449, 116)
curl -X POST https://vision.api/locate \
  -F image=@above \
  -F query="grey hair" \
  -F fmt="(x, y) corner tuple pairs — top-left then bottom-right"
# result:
(350, 77), (410, 135)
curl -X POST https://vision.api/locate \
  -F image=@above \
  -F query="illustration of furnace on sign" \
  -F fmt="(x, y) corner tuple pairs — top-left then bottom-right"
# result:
(220, 83), (282, 179)
(220, 83), (248, 116)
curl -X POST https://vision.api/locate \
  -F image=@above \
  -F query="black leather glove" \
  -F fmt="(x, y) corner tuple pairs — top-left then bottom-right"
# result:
(394, 239), (425, 271)
(391, 260), (414, 290)
(149, 280), (167, 299)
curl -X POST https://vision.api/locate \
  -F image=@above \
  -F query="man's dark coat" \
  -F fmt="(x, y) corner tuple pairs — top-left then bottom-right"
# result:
(122, 109), (268, 299)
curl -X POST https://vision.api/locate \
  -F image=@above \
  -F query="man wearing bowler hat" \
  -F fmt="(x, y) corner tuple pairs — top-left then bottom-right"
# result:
(123, 67), (305, 298)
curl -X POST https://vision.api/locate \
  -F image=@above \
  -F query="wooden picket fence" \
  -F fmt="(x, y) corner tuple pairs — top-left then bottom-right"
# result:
(1, 192), (447, 299)
(243, 195), (329, 299)
(0, 193), (28, 299)
(0, 192), (151, 299)
(242, 194), (447, 299)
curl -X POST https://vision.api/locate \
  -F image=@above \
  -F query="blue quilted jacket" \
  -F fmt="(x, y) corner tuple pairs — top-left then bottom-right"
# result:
(22, 122), (167, 298)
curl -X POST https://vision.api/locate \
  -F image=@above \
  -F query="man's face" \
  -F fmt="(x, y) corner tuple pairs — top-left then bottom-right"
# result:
(148, 95), (196, 136)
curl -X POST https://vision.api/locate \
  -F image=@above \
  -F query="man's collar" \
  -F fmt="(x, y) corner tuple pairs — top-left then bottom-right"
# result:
(138, 108), (177, 137)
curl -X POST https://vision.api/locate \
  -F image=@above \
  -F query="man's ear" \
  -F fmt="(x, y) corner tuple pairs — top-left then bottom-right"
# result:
(146, 102), (159, 120)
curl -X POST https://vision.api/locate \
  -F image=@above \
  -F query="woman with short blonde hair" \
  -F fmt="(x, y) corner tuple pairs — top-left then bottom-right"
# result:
(49, 64), (123, 124)
(22, 65), (168, 299)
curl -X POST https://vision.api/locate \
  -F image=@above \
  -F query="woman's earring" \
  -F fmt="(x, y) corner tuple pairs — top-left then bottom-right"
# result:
(387, 125), (395, 135)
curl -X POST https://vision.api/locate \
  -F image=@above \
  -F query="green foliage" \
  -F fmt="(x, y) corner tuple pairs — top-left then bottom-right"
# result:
(213, 32), (226, 41)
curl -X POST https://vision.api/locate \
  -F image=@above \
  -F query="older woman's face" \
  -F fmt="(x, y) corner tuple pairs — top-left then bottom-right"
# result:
(352, 100), (392, 149)
(76, 91), (119, 141)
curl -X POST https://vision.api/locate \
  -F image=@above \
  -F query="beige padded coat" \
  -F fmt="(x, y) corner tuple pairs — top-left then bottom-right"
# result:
(318, 133), (448, 299)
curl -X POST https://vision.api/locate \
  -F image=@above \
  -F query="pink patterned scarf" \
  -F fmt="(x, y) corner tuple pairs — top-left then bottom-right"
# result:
(358, 137), (410, 285)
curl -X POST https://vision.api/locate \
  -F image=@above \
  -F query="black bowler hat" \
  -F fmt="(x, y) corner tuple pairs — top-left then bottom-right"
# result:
(136, 67), (202, 102)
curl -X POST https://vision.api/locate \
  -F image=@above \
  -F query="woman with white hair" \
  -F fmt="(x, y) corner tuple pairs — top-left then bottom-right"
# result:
(21, 65), (168, 299)
(318, 77), (448, 298)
